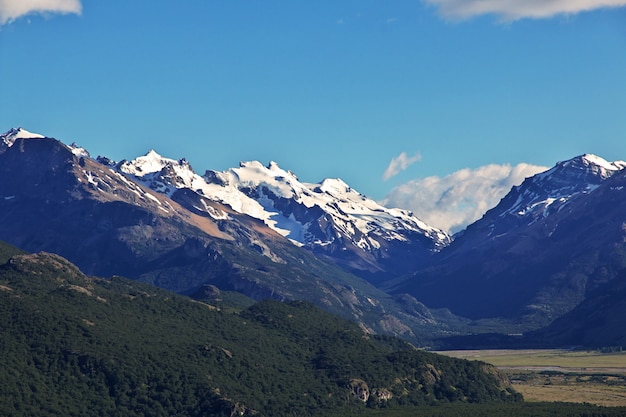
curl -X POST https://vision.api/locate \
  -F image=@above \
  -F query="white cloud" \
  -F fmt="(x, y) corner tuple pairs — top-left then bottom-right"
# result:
(383, 152), (422, 181)
(381, 163), (548, 233)
(0, 0), (81, 25)
(423, 0), (626, 21)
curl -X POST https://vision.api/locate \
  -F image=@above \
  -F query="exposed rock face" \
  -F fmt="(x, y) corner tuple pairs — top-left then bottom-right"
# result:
(230, 402), (254, 416)
(348, 379), (370, 402)
(423, 363), (442, 385)
(372, 388), (393, 402)
(348, 379), (393, 404)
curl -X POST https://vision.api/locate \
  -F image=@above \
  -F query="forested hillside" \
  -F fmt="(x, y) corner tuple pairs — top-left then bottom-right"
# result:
(0, 243), (519, 416)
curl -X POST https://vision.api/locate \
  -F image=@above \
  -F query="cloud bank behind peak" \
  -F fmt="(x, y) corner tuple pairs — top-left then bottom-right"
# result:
(381, 162), (548, 234)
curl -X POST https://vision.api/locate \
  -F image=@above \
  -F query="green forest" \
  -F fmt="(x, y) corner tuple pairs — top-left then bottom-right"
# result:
(0, 241), (625, 416)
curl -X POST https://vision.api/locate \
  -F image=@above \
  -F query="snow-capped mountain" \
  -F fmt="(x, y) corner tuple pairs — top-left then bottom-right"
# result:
(496, 154), (626, 223)
(391, 153), (626, 327)
(117, 150), (201, 196)
(118, 152), (450, 282)
(0, 128), (455, 343)
(0, 127), (91, 159)
(438, 154), (626, 244)
(205, 161), (450, 247)
(0, 128), (451, 286)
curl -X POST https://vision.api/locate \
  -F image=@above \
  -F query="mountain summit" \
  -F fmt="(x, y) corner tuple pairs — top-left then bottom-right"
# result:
(496, 154), (626, 222)
(119, 149), (201, 196)
(202, 161), (451, 282)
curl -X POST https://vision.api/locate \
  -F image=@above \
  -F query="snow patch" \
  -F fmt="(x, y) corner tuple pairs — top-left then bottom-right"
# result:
(144, 192), (162, 205)
(83, 171), (99, 187)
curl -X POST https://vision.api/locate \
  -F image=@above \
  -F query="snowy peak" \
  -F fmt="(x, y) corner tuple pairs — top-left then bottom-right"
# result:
(120, 149), (176, 176)
(493, 154), (626, 225)
(1, 127), (45, 140)
(119, 150), (200, 196)
(579, 153), (626, 173)
(226, 160), (306, 200)
(1, 127), (45, 148)
(317, 178), (352, 196)
(124, 155), (450, 273)
(401, 153), (626, 324)
(535, 153), (626, 183)
(0, 128), (91, 160)
(201, 161), (320, 232)
(68, 143), (90, 158)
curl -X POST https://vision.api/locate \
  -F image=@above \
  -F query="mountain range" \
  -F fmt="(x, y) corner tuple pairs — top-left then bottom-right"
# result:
(2, 127), (626, 348)
(0, 128), (456, 344)
(115, 147), (450, 285)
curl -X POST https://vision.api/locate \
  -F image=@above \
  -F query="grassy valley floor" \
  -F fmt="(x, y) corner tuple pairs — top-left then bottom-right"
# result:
(437, 349), (626, 407)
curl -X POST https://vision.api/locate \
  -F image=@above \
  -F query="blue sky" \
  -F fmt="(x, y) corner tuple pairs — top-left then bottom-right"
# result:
(1, 0), (625, 232)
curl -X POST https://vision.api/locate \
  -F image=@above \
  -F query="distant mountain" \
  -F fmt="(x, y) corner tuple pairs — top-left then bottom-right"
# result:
(0, 129), (455, 343)
(0, 243), (520, 416)
(461, 154), (625, 241)
(118, 151), (450, 284)
(390, 154), (626, 330)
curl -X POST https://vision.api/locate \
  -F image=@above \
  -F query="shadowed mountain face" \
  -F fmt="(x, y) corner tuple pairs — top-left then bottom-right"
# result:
(526, 268), (626, 348)
(390, 155), (626, 329)
(0, 132), (455, 344)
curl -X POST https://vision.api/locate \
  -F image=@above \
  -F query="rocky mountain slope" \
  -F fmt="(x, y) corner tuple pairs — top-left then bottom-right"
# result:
(0, 128), (455, 343)
(390, 154), (626, 330)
